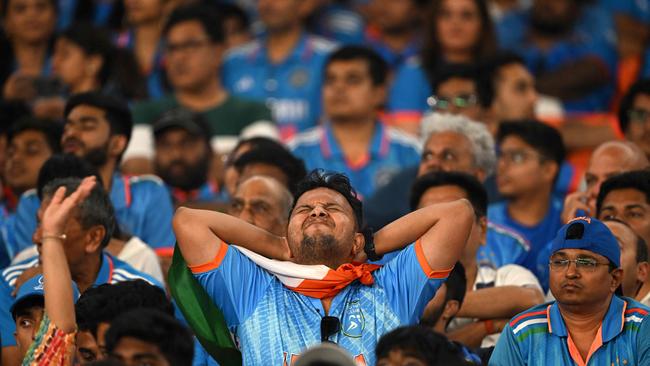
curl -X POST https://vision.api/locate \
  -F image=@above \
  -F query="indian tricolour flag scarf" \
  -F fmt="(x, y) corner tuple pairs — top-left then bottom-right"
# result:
(168, 243), (380, 366)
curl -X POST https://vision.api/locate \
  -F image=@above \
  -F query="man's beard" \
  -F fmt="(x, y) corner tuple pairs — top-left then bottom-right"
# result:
(83, 143), (110, 168)
(156, 157), (209, 192)
(298, 233), (341, 268)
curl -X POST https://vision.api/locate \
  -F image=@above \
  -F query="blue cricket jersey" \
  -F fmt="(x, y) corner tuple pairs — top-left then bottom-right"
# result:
(487, 198), (564, 280)
(12, 173), (176, 255)
(221, 34), (337, 138)
(478, 222), (531, 268)
(490, 297), (650, 365)
(192, 242), (449, 365)
(288, 122), (421, 199)
(0, 252), (163, 347)
(386, 57), (431, 123)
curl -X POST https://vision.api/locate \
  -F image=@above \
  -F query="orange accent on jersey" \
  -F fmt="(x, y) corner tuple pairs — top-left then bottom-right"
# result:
(354, 354), (368, 365)
(414, 239), (453, 279)
(188, 242), (229, 273)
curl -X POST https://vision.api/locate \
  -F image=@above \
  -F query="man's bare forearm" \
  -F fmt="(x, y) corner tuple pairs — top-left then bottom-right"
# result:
(173, 207), (290, 267)
(457, 286), (545, 319)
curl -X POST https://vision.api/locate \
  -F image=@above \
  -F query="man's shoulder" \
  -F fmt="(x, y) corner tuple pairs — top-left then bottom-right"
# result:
(223, 39), (263, 64)
(287, 126), (324, 150)
(126, 174), (166, 190)
(487, 222), (531, 252)
(506, 302), (551, 338)
(384, 126), (421, 152)
(1, 255), (39, 288)
(132, 96), (178, 125)
(110, 254), (163, 288)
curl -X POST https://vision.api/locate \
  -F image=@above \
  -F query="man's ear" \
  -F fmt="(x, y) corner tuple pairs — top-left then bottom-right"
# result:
(85, 225), (106, 254)
(637, 261), (650, 284)
(610, 268), (624, 293)
(541, 161), (559, 185)
(108, 135), (128, 159)
(352, 232), (365, 257)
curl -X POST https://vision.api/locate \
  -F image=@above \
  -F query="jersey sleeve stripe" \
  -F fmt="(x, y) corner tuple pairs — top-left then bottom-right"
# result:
(189, 242), (229, 274)
(414, 239), (453, 279)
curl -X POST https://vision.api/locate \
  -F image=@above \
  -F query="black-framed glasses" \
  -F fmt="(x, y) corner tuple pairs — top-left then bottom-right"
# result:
(320, 316), (340, 343)
(628, 108), (650, 124)
(427, 94), (478, 111)
(549, 258), (610, 272)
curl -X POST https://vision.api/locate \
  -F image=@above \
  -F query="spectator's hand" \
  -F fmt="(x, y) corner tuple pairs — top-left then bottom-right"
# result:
(41, 176), (97, 235)
(561, 191), (592, 224)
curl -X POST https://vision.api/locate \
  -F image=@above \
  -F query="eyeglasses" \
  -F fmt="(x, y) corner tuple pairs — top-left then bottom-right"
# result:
(427, 94), (478, 111)
(164, 39), (212, 54)
(549, 258), (610, 272)
(320, 316), (340, 343)
(497, 149), (546, 164)
(628, 108), (650, 124)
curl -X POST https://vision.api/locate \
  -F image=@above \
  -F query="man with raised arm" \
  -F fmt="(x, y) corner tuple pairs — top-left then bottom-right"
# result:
(173, 170), (473, 365)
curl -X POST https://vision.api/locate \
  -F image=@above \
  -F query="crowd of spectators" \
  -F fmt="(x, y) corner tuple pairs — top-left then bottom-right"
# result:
(1, 0), (650, 365)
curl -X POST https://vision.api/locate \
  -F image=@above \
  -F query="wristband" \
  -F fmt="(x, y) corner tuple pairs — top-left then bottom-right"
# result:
(484, 319), (495, 334)
(364, 238), (382, 261)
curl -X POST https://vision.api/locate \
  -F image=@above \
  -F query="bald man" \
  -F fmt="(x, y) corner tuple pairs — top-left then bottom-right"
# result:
(228, 176), (293, 237)
(561, 141), (649, 223)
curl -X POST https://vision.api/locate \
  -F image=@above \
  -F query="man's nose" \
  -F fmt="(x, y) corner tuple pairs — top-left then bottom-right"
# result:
(310, 206), (327, 217)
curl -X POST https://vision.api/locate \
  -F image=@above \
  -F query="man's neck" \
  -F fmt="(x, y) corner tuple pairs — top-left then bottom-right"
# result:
(13, 42), (48, 75)
(330, 118), (376, 162)
(71, 77), (100, 94)
(175, 79), (228, 111)
(444, 49), (474, 64)
(266, 26), (302, 64)
(636, 282), (650, 303)
(507, 188), (552, 226)
(379, 27), (416, 53)
(133, 21), (161, 71)
(558, 298), (610, 359)
(99, 161), (116, 192)
(71, 254), (103, 293)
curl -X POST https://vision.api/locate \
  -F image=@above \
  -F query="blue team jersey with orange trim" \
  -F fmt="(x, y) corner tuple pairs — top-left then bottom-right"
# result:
(386, 58), (430, 123)
(12, 173), (176, 254)
(288, 122), (421, 199)
(192, 243), (448, 366)
(221, 34), (337, 138)
(478, 222), (531, 268)
(490, 297), (650, 365)
(0, 252), (163, 347)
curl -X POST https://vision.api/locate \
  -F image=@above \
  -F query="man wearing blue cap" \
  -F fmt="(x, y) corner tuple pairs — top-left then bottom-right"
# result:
(490, 217), (650, 365)
(11, 274), (80, 362)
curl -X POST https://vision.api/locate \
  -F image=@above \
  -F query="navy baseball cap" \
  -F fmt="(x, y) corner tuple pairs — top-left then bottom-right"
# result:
(550, 217), (620, 268)
(10, 275), (80, 319)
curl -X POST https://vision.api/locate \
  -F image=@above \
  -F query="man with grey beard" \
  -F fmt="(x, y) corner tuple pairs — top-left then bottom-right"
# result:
(173, 170), (474, 365)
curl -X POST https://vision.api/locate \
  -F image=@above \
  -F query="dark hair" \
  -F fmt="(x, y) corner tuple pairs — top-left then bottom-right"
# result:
(64, 92), (133, 143)
(481, 51), (527, 107)
(7, 117), (63, 154)
(597, 170), (650, 217)
(375, 326), (472, 365)
(234, 145), (307, 195)
(42, 177), (115, 248)
(444, 262), (467, 309)
(497, 120), (566, 167)
(58, 23), (115, 86)
(11, 296), (44, 321)
(228, 136), (284, 164)
(153, 108), (211, 145)
(292, 170), (363, 229)
(37, 154), (101, 200)
(163, 4), (224, 44)
(618, 79), (650, 134)
(603, 218), (649, 263)
(324, 45), (389, 86)
(0, 100), (31, 130)
(431, 63), (491, 108)
(104, 309), (194, 366)
(421, 0), (496, 83)
(410, 171), (487, 217)
(213, 2), (250, 33)
(75, 280), (173, 338)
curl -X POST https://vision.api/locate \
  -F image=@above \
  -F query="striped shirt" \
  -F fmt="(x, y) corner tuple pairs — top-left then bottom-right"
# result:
(489, 296), (650, 365)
